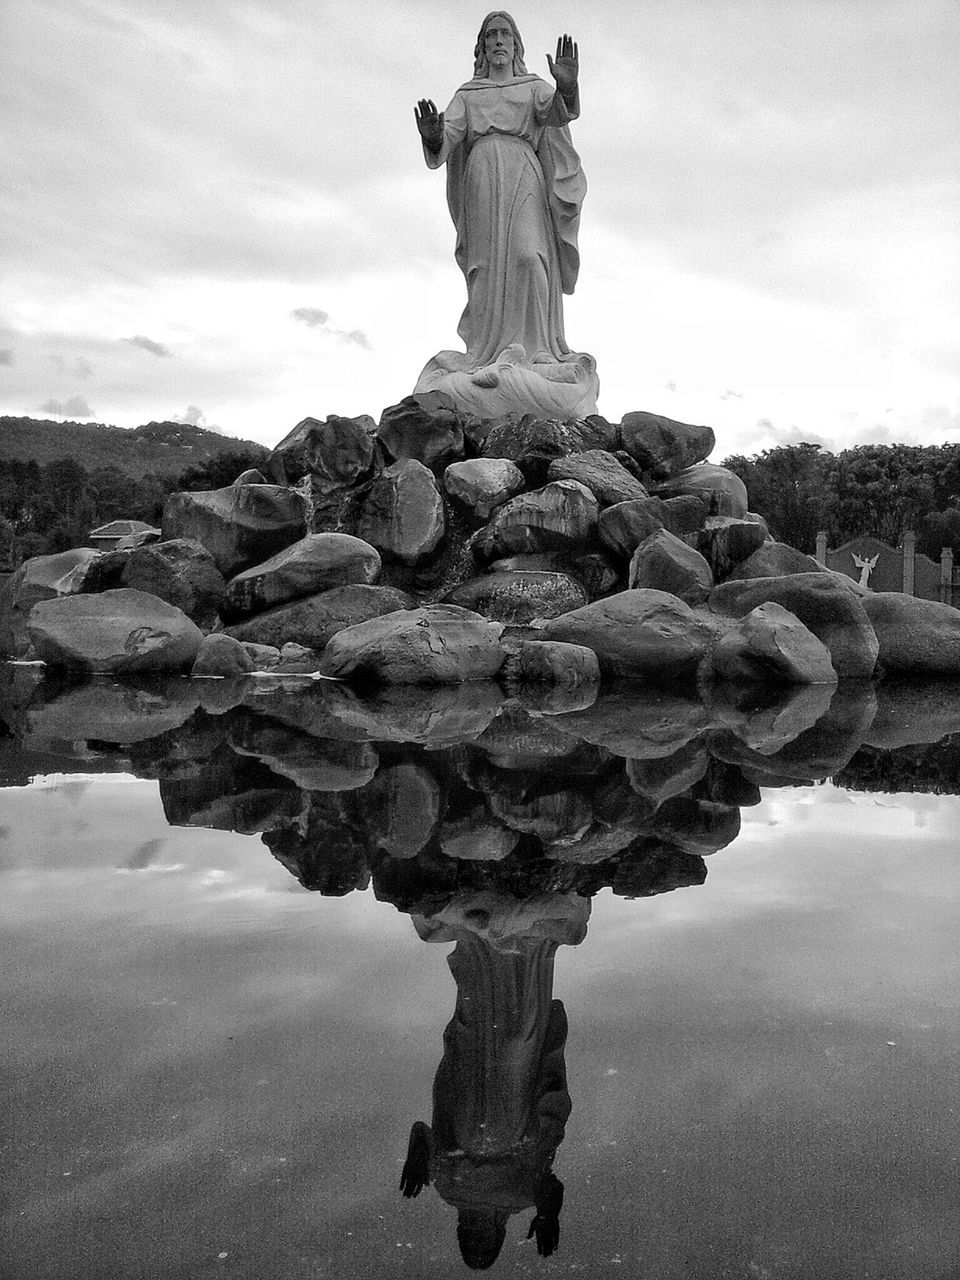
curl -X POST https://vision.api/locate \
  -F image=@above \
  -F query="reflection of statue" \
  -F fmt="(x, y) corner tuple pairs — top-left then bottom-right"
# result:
(400, 890), (589, 1268)
(851, 551), (879, 589)
(413, 13), (598, 418)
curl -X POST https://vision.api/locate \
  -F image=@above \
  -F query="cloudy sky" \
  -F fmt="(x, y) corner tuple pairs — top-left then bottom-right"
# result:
(1, 0), (957, 457)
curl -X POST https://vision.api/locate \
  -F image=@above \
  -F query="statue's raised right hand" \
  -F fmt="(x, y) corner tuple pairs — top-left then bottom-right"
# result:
(415, 98), (444, 152)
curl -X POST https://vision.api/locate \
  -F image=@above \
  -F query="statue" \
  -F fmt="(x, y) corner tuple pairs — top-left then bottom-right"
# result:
(851, 551), (879, 589)
(413, 13), (599, 419)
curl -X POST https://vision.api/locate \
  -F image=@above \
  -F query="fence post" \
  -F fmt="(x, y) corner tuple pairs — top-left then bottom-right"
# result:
(943, 548), (954, 607)
(815, 531), (828, 564)
(902, 531), (916, 596)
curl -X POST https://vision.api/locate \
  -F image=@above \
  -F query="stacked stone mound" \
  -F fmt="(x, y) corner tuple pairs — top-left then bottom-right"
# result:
(5, 400), (960, 683)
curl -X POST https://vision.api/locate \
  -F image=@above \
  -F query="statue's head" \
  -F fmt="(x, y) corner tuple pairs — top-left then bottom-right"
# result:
(473, 11), (528, 77)
(456, 1206), (509, 1269)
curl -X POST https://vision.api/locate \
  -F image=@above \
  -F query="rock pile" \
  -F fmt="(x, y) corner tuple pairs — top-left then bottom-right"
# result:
(5, 400), (960, 685)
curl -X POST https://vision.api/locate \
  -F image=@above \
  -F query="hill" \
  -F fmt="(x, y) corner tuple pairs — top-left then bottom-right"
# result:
(0, 417), (269, 479)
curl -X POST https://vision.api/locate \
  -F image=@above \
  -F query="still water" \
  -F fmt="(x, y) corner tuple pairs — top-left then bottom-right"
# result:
(2, 669), (960, 1280)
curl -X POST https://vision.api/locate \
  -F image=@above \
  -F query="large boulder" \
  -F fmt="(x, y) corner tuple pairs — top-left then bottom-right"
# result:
(191, 632), (256, 677)
(541, 588), (717, 678)
(473, 480), (599, 560)
(223, 533), (381, 619)
(1, 547), (105, 657)
(656, 462), (749, 518)
(487, 550), (619, 600)
(628, 529), (713, 604)
(481, 415), (616, 485)
(28, 588), (203, 674)
(120, 538), (226, 628)
(708, 572), (879, 678)
(320, 604), (505, 684)
(546, 449), (648, 506)
(726, 540), (822, 580)
(223, 583), (413, 650)
(619, 411), (715, 478)
(860, 592), (960, 674)
(692, 516), (768, 581)
(442, 570), (587, 624)
(444, 458), (526, 520)
(597, 497), (671, 558)
(269, 414), (378, 484)
(710, 602), (838, 685)
(357, 458), (445, 564)
(378, 396), (465, 469)
(500, 638), (601, 695)
(161, 483), (307, 577)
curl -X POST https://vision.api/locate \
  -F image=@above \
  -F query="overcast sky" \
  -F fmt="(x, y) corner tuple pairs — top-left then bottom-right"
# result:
(1, 0), (957, 457)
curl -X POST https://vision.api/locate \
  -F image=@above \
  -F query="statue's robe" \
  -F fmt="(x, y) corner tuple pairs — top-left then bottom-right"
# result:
(418, 76), (592, 405)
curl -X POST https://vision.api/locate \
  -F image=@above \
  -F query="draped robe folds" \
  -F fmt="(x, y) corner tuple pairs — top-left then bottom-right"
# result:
(415, 76), (598, 418)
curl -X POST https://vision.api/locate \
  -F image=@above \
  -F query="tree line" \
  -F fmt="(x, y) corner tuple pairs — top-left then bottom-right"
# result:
(0, 448), (265, 569)
(722, 442), (960, 558)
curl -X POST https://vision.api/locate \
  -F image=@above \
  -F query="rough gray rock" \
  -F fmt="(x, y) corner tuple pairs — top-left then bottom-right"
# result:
(320, 604), (505, 684)
(1, 547), (105, 657)
(500, 638), (601, 693)
(378, 396), (465, 469)
(546, 449), (648, 506)
(709, 572), (879, 679)
(710, 602), (838, 684)
(726, 540), (822, 580)
(628, 529), (713, 604)
(656, 462), (749, 518)
(597, 497), (673, 557)
(442, 570), (587, 624)
(481, 415), (616, 484)
(224, 583), (413, 650)
(693, 516), (768, 581)
(161, 483), (308, 577)
(860, 592), (960, 674)
(28, 588), (204, 674)
(191, 632), (256, 676)
(224, 533), (381, 619)
(120, 538), (226, 628)
(443, 457), (526, 520)
(473, 480), (599, 560)
(541, 588), (717, 678)
(362, 761), (441, 858)
(619, 411), (715, 477)
(270, 414), (378, 484)
(357, 458), (445, 564)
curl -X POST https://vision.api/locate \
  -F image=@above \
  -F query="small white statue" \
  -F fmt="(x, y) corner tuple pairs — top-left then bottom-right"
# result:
(851, 551), (879, 589)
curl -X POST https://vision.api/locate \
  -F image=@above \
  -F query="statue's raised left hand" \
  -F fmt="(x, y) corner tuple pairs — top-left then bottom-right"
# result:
(546, 34), (578, 100)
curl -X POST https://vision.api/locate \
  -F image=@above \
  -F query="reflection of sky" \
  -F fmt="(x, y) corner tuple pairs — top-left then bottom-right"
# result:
(3, 775), (960, 1278)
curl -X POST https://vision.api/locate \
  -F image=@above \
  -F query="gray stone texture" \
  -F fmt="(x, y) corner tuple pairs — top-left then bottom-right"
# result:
(619, 411), (715, 477)
(444, 457), (526, 520)
(546, 449), (648, 505)
(377, 396), (465, 469)
(710, 602), (839, 685)
(726, 540), (822, 580)
(656, 462), (749, 518)
(693, 516), (768, 581)
(473, 480), (599, 560)
(319, 604), (505, 684)
(270, 414), (378, 484)
(224, 583), (413, 650)
(161, 483), (308, 577)
(709, 572), (879, 679)
(224, 532), (381, 619)
(860, 592), (960, 675)
(481, 415), (616, 484)
(120, 538), (227, 629)
(357, 458), (445, 564)
(191, 632), (256, 677)
(628, 529), (714, 604)
(542, 588), (717, 679)
(28, 588), (204, 675)
(443, 570), (588, 624)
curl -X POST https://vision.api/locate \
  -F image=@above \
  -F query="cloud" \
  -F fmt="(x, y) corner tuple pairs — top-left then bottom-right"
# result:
(126, 335), (173, 358)
(171, 405), (222, 433)
(38, 395), (94, 418)
(291, 308), (372, 351)
(291, 308), (329, 328)
(51, 354), (94, 377)
(0, 349), (14, 366)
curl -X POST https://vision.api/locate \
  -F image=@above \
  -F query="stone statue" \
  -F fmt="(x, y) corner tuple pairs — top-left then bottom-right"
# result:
(852, 551), (879, 589)
(413, 13), (599, 419)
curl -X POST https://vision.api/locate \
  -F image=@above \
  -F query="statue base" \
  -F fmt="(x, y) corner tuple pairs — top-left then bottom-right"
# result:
(414, 344), (599, 420)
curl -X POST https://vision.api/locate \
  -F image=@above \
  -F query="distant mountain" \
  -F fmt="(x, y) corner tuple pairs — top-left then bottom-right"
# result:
(0, 417), (269, 479)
